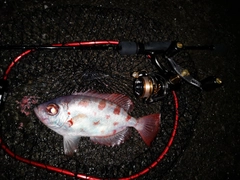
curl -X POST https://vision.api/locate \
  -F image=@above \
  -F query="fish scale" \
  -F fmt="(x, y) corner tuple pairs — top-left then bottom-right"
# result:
(34, 91), (160, 155)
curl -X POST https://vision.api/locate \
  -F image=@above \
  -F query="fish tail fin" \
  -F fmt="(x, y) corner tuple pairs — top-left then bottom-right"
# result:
(135, 113), (160, 146)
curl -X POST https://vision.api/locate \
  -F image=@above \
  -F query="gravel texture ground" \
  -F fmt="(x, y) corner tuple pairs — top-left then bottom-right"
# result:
(0, 0), (239, 180)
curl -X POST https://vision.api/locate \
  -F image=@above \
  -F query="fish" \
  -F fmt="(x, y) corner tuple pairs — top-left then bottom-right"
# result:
(34, 91), (160, 155)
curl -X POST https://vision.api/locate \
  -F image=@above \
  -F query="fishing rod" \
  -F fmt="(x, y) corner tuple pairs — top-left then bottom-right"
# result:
(0, 40), (223, 108)
(0, 41), (219, 51)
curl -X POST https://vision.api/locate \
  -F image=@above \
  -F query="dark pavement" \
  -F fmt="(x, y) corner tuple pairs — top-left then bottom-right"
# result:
(0, 0), (239, 179)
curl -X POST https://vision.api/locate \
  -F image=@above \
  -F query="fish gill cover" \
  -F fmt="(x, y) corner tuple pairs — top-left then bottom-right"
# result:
(0, 5), (201, 179)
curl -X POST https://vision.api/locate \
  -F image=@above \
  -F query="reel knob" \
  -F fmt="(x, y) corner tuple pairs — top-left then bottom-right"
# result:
(201, 76), (223, 91)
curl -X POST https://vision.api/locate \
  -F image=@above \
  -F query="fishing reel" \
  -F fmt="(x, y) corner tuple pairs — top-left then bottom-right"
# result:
(118, 41), (223, 103)
(132, 71), (169, 103)
(132, 70), (183, 104)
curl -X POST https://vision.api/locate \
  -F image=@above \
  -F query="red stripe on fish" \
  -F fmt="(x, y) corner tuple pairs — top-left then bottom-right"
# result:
(93, 120), (100, 125)
(113, 122), (119, 126)
(67, 119), (73, 127)
(98, 100), (106, 110)
(125, 115), (131, 122)
(78, 99), (89, 107)
(113, 106), (120, 115)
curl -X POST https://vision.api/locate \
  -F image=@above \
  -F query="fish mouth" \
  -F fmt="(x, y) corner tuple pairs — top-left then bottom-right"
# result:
(33, 106), (39, 116)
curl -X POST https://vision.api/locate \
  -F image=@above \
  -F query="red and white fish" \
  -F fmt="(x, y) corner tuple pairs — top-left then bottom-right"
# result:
(34, 91), (160, 155)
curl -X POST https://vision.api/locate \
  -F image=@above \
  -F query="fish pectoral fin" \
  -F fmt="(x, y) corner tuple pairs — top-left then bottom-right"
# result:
(63, 136), (80, 156)
(90, 128), (131, 146)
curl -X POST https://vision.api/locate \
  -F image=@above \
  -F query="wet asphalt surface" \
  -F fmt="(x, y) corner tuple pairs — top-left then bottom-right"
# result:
(0, 0), (240, 179)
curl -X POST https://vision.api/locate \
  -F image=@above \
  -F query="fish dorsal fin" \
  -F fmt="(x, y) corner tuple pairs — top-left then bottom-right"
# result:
(73, 91), (134, 112)
(106, 93), (134, 112)
(90, 128), (131, 146)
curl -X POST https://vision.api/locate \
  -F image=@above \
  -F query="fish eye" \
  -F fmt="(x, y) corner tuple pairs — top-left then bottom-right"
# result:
(46, 104), (59, 116)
